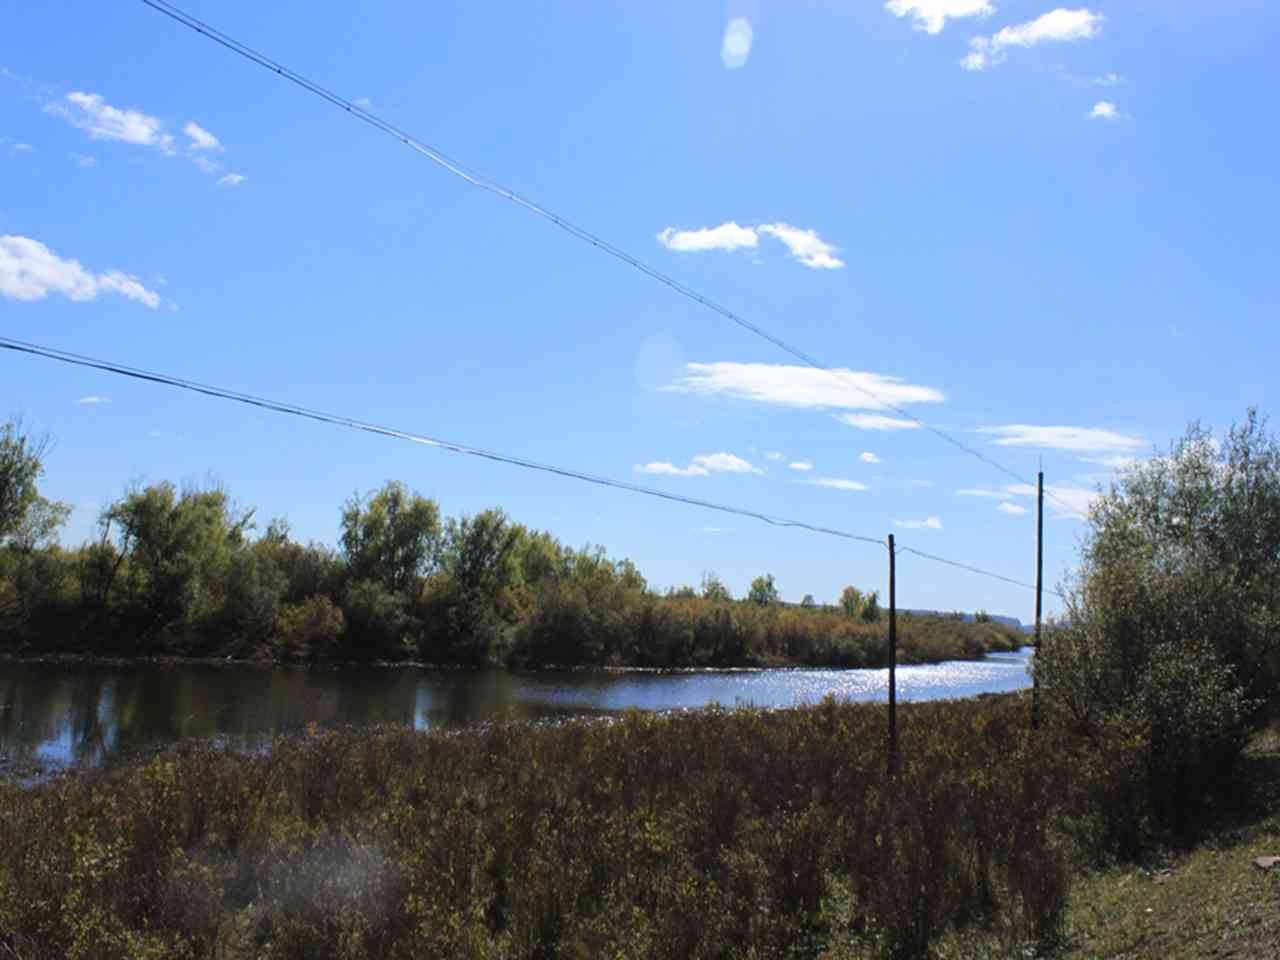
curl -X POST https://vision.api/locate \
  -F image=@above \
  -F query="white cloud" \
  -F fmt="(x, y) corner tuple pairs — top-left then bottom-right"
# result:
(658, 222), (758, 253)
(191, 155), (221, 175)
(11, 142), (32, 153)
(959, 483), (1095, 519)
(721, 17), (754, 69)
(77, 395), (109, 405)
(976, 424), (1144, 452)
(789, 461), (814, 472)
(636, 461), (709, 477)
(72, 153), (96, 168)
(670, 362), (943, 412)
(1042, 485), (1099, 520)
(885, 0), (995, 35)
(963, 8), (1104, 71)
(860, 451), (881, 464)
(52, 92), (175, 153)
(757, 223), (844, 269)
(657, 221), (842, 268)
(1090, 100), (1120, 120)
(811, 478), (869, 492)
(352, 97), (373, 109)
(764, 451), (785, 461)
(50, 94), (245, 182)
(691, 452), (763, 475)
(1003, 482), (1100, 520)
(836, 413), (923, 431)
(0, 234), (160, 308)
(895, 516), (943, 529)
(636, 452), (762, 478)
(183, 121), (223, 151)
(1095, 72), (1123, 86)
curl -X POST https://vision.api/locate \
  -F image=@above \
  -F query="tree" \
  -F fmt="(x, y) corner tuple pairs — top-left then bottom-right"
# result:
(339, 482), (442, 595)
(6, 497), (71, 626)
(748, 573), (779, 607)
(1038, 410), (1279, 833)
(0, 418), (53, 544)
(101, 482), (255, 650)
(700, 571), (732, 603)
(839, 586), (864, 619)
(860, 590), (881, 623)
(430, 509), (524, 664)
(801, 594), (817, 609)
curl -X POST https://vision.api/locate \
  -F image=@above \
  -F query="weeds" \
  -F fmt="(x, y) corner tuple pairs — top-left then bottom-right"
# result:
(0, 694), (1112, 959)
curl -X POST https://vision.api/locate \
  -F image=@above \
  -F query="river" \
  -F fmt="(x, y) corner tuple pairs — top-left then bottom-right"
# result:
(0, 649), (1031, 778)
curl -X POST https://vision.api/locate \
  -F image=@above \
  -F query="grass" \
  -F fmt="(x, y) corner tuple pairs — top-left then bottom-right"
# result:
(4, 696), (1270, 959)
(924, 722), (1280, 960)
(1, 693), (1075, 960)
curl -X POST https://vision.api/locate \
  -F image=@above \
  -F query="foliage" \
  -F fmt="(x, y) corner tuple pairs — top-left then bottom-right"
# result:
(421, 509), (525, 665)
(97, 483), (255, 653)
(0, 694), (1082, 960)
(339, 481), (442, 595)
(0, 418), (53, 543)
(0, 419), (1025, 669)
(700, 571), (732, 602)
(1038, 410), (1280, 835)
(747, 572), (779, 606)
(273, 595), (345, 661)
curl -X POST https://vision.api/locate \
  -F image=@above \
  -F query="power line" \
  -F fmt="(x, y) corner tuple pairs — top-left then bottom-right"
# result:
(138, 0), (1076, 517)
(2, 337), (1060, 599)
(0, 336), (886, 548)
(896, 545), (1067, 601)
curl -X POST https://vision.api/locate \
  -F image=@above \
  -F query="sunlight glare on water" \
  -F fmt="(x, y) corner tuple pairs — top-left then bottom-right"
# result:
(0, 650), (1030, 777)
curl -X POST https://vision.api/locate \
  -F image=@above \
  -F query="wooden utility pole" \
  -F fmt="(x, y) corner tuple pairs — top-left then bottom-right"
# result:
(887, 533), (898, 777)
(1032, 471), (1044, 730)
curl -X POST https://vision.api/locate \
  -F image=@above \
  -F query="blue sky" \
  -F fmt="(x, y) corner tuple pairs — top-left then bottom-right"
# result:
(3, 0), (1277, 621)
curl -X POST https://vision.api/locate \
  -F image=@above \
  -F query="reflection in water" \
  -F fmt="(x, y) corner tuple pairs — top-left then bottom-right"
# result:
(0, 650), (1030, 776)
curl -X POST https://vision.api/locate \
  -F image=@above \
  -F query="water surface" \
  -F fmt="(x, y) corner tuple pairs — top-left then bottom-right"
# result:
(0, 650), (1030, 776)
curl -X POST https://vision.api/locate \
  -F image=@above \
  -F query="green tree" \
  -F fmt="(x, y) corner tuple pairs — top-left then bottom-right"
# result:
(748, 573), (779, 607)
(1039, 410), (1279, 834)
(0, 418), (54, 544)
(6, 497), (72, 628)
(700, 571), (732, 602)
(860, 590), (881, 623)
(800, 594), (817, 609)
(101, 482), (255, 651)
(340, 481), (442, 595)
(839, 585), (864, 619)
(430, 509), (524, 664)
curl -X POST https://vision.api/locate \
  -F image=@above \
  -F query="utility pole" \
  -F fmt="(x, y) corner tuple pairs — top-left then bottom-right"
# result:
(1033, 471), (1044, 730)
(887, 533), (898, 778)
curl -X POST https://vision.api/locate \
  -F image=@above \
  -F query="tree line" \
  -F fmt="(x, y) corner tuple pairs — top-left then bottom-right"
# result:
(0, 419), (1021, 668)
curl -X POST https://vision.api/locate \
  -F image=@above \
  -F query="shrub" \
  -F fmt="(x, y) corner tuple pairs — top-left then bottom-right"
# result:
(273, 595), (345, 662)
(0, 695), (1079, 960)
(340, 580), (413, 660)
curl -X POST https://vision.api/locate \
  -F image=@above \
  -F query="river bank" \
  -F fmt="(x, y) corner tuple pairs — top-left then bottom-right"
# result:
(4, 679), (1270, 958)
(0, 650), (1033, 779)
(0, 638), (1029, 673)
(0, 691), (1072, 959)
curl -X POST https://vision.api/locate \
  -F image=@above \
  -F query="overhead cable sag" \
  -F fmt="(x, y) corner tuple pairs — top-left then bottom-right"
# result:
(0, 337), (886, 548)
(3, 337), (1061, 597)
(138, 0), (1078, 518)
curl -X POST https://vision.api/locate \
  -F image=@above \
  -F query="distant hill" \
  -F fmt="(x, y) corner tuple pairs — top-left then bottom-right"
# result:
(903, 610), (1029, 633)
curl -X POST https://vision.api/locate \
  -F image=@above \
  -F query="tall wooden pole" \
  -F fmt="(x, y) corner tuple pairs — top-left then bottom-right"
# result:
(1033, 471), (1044, 730)
(887, 533), (898, 777)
